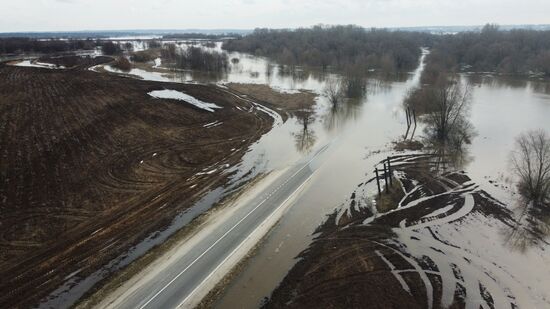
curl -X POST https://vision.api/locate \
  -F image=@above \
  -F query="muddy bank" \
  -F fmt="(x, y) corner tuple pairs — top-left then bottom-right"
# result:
(264, 154), (550, 308)
(0, 63), (275, 308)
(226, 83), (317, 114)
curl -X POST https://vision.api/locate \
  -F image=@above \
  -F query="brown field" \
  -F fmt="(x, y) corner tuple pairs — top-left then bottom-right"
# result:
(0, 61), (274, 308)
(226, 83), (317, 115)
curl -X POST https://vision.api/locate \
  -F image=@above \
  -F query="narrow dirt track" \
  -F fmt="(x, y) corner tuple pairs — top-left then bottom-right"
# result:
(0, 62), (273, 308)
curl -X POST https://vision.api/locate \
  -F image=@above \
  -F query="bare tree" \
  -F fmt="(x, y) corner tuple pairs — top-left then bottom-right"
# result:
(323, 78), (344, 107)
(510, 129), (550, 213)
(160, 43), (178, 63)
(423, 77), (473, 147)
(293, 108), (316, 153)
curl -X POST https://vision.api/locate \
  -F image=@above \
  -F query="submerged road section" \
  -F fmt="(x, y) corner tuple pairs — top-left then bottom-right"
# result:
(100, 144), (330, 309)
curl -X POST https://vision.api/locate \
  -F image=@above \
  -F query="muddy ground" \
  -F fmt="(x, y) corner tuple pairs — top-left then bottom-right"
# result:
(0, 59), (278, 308)
(226, 83), (317, 115)
(264, 154), (549, 308)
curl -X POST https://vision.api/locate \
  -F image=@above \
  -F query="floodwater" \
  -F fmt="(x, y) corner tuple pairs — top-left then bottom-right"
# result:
(79, 41), (550, 308)
(465, 75), (550, 204)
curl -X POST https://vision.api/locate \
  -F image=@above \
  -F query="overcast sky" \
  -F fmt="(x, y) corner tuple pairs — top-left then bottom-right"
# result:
(1, 0), (549, 32)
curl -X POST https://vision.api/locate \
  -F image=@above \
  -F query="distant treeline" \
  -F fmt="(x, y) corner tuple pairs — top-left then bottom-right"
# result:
(222, 25), (433, 72)
(162, 33), (242, 40)
(0, 38), (142, 56)
(425, 24), (550, 77)
(0, 38), (100, 54)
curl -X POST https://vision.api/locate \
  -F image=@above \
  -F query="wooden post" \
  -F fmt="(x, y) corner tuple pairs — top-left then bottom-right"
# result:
(410, 107), (418, 140)
(375, 168), (381, 196)
(387, 157), (393, 186)
(383, 163), (389, 193)
(404, 108), (411, 140)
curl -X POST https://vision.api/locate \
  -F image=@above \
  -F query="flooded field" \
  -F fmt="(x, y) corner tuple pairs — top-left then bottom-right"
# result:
(4, 39), (549, 308)
(86, 41), (550, 307)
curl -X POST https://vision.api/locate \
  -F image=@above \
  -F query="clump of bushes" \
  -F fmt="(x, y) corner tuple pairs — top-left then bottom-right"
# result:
(130, 50), (158, 62)
(175, 47), (229, 72)
(148, 40), (162, 49)
(113, 57), (132, 71)
(101, 41), (122, 55)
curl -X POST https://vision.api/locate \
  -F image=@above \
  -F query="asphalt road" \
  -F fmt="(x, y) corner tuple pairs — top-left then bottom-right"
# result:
(107, 144), (329, 309)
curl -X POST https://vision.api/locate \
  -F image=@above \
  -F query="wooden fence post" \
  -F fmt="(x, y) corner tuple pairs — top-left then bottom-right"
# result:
(387, 157), (393, 187)
(383, 163), (389, 193)
(375, 168), (381, 196)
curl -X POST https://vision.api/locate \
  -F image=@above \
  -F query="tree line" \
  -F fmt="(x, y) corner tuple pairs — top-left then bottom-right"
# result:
(425, 24), (550, 77)
(162, 33), (242, 40)
(3, 25), (550, 77)
(222, 25), (433, 72)
(0, 38), (100, 54)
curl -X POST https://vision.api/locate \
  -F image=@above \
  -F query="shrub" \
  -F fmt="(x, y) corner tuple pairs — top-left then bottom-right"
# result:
(113, 57), (132, 71)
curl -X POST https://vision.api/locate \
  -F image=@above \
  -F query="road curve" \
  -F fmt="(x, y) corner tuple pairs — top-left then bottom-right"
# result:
(102, 144), (330, 309)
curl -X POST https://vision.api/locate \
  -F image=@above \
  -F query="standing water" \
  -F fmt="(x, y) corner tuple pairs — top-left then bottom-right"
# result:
(213, 50), (429, 308)
(92, 42), (550, 308)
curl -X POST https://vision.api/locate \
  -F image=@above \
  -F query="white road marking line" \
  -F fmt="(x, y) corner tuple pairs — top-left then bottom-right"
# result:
(137, 147), (325, 309)
(176, 172), (316, 309)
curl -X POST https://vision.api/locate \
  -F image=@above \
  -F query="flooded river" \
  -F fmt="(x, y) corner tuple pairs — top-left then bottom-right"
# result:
(92, 41), (550, 308)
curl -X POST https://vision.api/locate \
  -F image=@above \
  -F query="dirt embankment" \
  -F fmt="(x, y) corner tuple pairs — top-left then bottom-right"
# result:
(226, 83), (317, 115)
(0, 63), (274, 308)
(263, 154), (545, 309)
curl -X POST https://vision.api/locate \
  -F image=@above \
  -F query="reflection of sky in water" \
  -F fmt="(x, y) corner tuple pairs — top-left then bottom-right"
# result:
(100, 41), (550, 235)
(46, 41), (550, 308)
(96, 41), (550, 309)
(466, 75), (550, 203)
(101, 41), (550, 204)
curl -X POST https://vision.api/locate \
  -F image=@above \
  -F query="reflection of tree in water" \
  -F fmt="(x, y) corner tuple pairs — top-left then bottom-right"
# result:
(292, 108), (316, 153)
(367, 78), (392, 95)
(323, 97), (362, 132)
(190, 69), (228, 83)
(463, 74), (550, 96)
(426, 137), (474, 171)
(320, 69), (371, 132)
(265, 63), (274, 83)
(277, 65), (309, 82)
(530, 80), (550, 95)
(405, 76), (476, 170)
(503, 206), (550, 253)
(504, 130), (550, 251)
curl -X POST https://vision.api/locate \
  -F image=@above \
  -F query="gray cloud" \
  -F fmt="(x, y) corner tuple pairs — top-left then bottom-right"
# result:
(1, 0), (549, 32)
